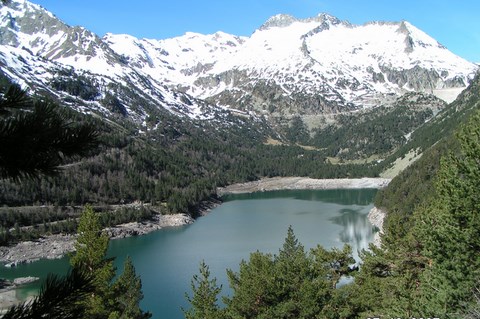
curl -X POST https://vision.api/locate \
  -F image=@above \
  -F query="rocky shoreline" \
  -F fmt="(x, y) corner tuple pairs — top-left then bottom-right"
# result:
(367, 207), (387, 247)
(0, 213), (194, 267)
(220, 177), (390, 248)
(0, 213), (194, 311)
(218, 176), (391, 195)
(1, 177), (389, 267)
(0, 277), (39, 313)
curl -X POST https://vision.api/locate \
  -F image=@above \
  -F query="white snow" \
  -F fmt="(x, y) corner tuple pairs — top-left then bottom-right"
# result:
(105, 16), (478, 106)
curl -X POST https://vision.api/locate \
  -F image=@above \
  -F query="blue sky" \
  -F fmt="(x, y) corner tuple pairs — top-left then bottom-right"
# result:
(32, 0), (480, 63)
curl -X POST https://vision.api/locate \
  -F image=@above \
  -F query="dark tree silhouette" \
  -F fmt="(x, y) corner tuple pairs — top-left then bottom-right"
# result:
(0, 81), (98, 180)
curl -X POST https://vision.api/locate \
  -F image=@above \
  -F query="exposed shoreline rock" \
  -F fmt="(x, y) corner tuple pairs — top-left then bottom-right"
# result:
(0, 234), (77, 267)
(0, 213), (195, 312)
(104, 213), (194, 239)
(0, 277), (39, 312)
(12, 277), (39, 286)
(0, 289), (17, 314)
(0, 213), (194, 266)
(367, 207), (387, 247)
(218, 177), (391, 195)
(220, 177), (390, 248)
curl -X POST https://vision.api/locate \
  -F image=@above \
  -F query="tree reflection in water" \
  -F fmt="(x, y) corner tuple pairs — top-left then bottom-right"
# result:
(330, 208), (378, 260)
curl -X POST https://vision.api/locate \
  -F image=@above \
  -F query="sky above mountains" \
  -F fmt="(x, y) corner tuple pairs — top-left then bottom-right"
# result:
(31, 0), (480, 63)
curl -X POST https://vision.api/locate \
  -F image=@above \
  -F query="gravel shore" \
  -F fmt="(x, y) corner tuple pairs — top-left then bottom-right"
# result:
(217, 177), (391, 195)
(367, 207), (387, 247)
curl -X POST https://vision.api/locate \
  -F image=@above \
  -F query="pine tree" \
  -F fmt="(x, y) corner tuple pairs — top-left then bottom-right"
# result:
(0, 81), (97, 180)
(412, 110), (480, 316)
(272, 225), (310, 318)
(70, 206), (115, 318)
(111, 256), (151, 319)
(183, 261), (223, 319)
(225, 251), (277, 318)
(311, 244), (356, 289)
(351, 109), (480, 318)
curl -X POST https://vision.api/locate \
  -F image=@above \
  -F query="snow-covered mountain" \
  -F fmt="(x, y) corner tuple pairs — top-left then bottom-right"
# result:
(0, 0), (478, 127)
(104, 13), (478, 114)
(0, 0), (240, 124)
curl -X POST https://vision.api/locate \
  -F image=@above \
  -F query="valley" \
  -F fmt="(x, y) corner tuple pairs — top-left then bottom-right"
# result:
(0, 0), (479, 263)
(1, 0), (480, 317)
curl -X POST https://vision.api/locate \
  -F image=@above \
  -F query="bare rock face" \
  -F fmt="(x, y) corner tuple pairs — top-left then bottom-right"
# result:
(13, 277), (39, 285)
(367, 207), (387, 247)
(104, 214), (195, 239)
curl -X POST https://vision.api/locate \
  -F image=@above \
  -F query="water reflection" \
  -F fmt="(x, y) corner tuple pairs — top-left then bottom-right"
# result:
(330, 208), (377, 259)
(223, 188), (377, 206)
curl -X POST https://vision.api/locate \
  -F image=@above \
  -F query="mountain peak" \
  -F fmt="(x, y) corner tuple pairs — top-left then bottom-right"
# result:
(1, 0), (478, 123)
(395, 20), (446, 52)
(259, 14), (298, 31)
(258, 13), (350, 33)
(307, 13), (344, 25)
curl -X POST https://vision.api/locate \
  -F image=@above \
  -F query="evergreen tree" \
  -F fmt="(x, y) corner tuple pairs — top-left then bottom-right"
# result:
(219, 227), (357, 319)
(225, 251), (277, 319)
(272, 226), (310, 318)
(351, 109), (480, 318)
(311, 244), (356, 289)
(183, 261), (223, 319)
(111, 256), (151, 319)
(70, 206), (115, 318)
(412, 110), (480, 316)
(0, 81), (97, 180)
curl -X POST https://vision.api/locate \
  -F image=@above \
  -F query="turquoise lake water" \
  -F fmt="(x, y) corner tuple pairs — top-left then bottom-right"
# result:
(1, 188), (377, 318)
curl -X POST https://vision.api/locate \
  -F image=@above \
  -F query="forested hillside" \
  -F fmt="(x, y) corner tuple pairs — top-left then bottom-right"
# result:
(374, 72), (480, 243)
(379, 74), (480, 175)
(310, 92), (446, 160)
(352, 104), (480, 318)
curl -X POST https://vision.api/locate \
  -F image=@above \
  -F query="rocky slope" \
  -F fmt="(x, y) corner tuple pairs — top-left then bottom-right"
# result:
(0, 213), (194, 266)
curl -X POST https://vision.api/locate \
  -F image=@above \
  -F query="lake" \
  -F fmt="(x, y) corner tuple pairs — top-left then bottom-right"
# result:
(1, 188), (378, 319)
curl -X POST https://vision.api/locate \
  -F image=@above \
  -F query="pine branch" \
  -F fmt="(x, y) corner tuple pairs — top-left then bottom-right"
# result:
(2, 269), (94, 319)
(0, 84), (31, 115)
(0, 100), (98, 180)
